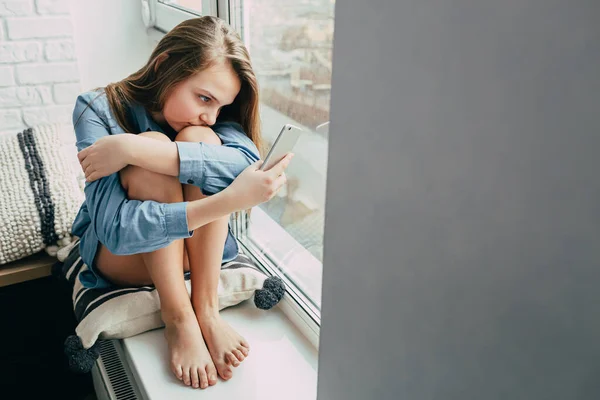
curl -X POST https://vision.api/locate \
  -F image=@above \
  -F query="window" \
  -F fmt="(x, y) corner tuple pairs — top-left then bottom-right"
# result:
(154, 0), (217, 31)
(232, 0), (334, 321)
(151, 0), (335, 324)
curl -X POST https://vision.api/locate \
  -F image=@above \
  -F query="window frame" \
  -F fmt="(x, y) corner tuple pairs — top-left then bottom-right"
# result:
(153, 0), (218, 32)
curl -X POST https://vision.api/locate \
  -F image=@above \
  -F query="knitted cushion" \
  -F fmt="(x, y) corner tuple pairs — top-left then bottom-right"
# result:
(0, 123), (84, 264)
(52, 239), (286, 373)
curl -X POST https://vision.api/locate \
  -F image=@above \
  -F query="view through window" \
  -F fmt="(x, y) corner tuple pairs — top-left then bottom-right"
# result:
(236, 0), (335, 312)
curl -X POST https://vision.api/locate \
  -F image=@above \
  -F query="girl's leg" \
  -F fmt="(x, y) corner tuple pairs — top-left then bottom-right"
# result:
(94, 131), (217, 389)
(175, 127), (250, 381)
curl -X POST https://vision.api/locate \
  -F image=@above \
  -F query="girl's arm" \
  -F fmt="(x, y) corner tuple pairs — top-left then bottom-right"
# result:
(80, 122), (260, 194)
(126, 122), (259, 195)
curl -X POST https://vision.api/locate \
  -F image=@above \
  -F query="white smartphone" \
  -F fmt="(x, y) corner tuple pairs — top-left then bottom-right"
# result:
(259, 124), (303, 171)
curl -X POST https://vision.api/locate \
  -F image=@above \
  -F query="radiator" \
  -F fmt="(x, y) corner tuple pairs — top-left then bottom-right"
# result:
(91, 340), (145, 400)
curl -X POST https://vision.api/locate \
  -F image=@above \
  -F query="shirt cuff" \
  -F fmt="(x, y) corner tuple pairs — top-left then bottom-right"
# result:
(164, 202), (194, 239)
(176, 141), (204, 186)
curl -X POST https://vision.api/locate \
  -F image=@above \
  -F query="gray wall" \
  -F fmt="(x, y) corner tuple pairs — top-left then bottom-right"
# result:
(317, 1), (600, 399)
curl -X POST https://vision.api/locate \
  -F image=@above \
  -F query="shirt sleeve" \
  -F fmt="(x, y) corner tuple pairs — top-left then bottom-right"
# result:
(176, 121), (261, 196)
(73, 93), (193, 255)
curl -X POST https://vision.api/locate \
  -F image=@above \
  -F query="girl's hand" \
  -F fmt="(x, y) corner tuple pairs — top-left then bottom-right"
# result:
(77, 135), (134, 182)
(225, 153), (294, 210)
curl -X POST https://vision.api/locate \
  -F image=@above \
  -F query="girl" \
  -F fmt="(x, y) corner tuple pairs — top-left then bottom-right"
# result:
(72, 16), (292, 390)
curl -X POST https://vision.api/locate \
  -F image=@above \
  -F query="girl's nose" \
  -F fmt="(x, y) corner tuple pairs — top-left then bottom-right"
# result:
(201, 112), (217, 126)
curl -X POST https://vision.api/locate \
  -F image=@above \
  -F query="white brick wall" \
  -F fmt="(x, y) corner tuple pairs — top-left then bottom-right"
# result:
(16, 62), (79, 83)
(0, 41), (41, 63)
(0, 0), (80, 136)
(52, 81), (79, 103)
(0, 65), (15, 86)
(6, 16), (72, 39)
(0, 108), (22, 129)
(35, 0), (70, 15)
(0, 1), (34, 16)
(44, 39), (74, 60)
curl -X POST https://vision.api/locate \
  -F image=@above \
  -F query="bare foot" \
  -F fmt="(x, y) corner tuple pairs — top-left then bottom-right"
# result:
(197, 312), (250, 381)
(163, 311), (219, 389)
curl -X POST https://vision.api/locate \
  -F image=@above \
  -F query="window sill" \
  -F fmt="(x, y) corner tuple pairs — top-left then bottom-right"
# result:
(120, 299), (318, 400)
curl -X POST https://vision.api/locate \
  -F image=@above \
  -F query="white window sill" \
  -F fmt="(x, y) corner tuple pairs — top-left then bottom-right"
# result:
(120, 299), (318, 400)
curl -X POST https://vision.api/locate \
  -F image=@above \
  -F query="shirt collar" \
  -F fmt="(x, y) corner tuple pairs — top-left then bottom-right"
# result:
(128, 102), (177, 139)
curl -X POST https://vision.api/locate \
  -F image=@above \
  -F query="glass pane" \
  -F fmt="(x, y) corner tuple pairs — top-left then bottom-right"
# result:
(159, 0), (203, 14)
(236, 0), (335, 310)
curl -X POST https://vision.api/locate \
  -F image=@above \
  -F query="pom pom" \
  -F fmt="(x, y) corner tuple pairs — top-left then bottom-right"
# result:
(45, 245), (58, 257)
(254, 276), (285, 310)
(64, 335), (100, 373)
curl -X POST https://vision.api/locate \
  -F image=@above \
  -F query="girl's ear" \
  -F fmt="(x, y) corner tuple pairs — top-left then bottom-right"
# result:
(154, 53), (169, 73)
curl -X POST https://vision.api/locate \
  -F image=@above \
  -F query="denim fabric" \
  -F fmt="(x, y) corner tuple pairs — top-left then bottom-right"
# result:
(71, 90), (260, 289)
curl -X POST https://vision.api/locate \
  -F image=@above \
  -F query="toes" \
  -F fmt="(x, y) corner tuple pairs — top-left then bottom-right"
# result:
(171, 363), (183, 381)
(207, 365), (218, 386)
(239, 346), (249, 357)
(241, 338), (250, 350)
(227, 352), (241, 367)
(198, 367), (209, 389)
(218, 363), (233, 380)
(182, 367), (191, 386)
(233, 349), (245, 362)
(190, 367), (200, 389)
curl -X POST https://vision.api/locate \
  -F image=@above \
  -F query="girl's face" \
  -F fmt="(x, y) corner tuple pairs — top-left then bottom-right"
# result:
(158, 61), (242, 132)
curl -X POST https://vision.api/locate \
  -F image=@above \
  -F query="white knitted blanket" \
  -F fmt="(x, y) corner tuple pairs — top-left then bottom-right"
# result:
(0, 123), (84, 264)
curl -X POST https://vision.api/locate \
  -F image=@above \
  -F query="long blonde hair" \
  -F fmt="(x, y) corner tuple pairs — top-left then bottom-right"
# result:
(99, 16), (262, 153)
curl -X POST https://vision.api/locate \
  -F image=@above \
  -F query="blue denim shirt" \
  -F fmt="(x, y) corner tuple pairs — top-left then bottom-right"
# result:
(71, 90), (260, 289)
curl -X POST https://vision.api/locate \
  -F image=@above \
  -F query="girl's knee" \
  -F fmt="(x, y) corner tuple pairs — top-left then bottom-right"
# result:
(120, 165), (182, 202)
(175, 126), (222, 146)
(139, 131), (172, 142)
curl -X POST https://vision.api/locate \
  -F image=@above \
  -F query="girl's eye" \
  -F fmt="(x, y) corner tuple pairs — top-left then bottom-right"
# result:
(199, 95), (211, 103)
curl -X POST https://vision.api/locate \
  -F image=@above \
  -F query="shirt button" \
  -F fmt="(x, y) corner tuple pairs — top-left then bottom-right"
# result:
(187, 179), (194, 184)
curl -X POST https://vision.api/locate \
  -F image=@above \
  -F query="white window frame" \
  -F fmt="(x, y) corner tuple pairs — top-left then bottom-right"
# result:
(146, 0), (324, 349)
(152, 0), (218, 32)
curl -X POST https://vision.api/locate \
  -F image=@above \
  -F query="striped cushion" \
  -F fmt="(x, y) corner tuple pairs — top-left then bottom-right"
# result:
(0, 123), (84, 264)
(56, 240), (284, 350)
